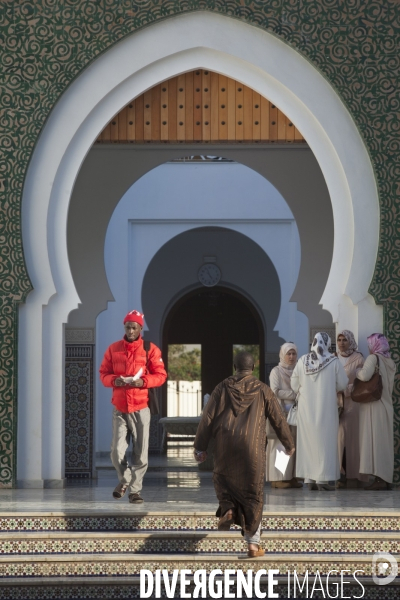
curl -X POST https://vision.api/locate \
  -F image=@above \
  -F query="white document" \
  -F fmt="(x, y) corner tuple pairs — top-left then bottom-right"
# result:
(120, 368), (143, 384)
(275, 444), (290, 475)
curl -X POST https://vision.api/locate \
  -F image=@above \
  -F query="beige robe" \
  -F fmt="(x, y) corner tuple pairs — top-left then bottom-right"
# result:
(291, 357), (348, 481)
(356, 354), (395, 483)
(266, 366), (297, 481)
(338, 352), (368, 481)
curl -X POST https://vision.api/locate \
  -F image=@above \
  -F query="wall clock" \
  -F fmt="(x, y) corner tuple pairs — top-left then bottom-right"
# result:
(198, 263), (221, 287)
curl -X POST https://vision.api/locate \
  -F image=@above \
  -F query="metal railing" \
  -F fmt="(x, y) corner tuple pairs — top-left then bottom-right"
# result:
(167, 380), (202, 416)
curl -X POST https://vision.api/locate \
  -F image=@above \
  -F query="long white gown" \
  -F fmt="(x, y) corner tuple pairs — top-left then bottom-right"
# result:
(291, 357), (348, 482)
(266, 366), (296, 481)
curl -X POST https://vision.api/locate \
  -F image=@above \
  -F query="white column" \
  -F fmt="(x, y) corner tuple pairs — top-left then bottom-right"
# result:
(18, 295), (70, 488)
(17, 298), (44, 487)
(40, 305), (66, 487)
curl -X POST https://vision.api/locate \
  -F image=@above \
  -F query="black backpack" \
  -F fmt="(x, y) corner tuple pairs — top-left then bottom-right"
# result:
(143, 340), (160, 415)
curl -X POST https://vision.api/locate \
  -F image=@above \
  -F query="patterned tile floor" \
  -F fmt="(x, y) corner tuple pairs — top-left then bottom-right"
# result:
(0, 448), (399, 515)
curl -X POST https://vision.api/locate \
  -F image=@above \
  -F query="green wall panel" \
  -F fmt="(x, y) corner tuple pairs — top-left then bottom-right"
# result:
(0, 0), (399, 486)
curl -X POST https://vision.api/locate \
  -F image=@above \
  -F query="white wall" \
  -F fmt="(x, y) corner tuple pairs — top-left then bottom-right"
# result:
(95, 161), (308, 452)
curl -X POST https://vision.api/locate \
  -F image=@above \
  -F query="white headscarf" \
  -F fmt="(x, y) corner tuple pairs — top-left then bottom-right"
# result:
(278, 342), (298, 379)
(304, 332), (336, 377)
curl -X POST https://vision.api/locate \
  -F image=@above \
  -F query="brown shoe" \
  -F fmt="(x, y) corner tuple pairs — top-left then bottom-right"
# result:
(290, 477), (303, 488)
(364, 477), (390, 491)
(248, 545), (265, 558)
(128, 492), (144, 504)
(112, 482), (128, 499)
(271, 480), (291, 489)
(317, 483), (336, 491)
(218, 509), (235, 530)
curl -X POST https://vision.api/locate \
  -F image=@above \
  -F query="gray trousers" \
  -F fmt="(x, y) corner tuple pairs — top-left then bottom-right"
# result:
(244, 523), (261, 545)
(110, 407), (151, 494)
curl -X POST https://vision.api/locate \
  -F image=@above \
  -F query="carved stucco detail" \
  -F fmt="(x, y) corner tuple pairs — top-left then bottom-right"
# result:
(65, 329), (94, 344)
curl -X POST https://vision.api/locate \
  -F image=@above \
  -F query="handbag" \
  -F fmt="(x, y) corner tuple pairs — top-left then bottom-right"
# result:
(143, 340), (160, 415)
(287, 399), (298, 426)
(351, 354), (382, 404)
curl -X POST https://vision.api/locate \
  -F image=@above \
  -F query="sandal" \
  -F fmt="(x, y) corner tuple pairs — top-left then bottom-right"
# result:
(113, 482), (128, 499)
(317, 483), (336, 491)
(218, 509), (235, 530)
(364, 477), (391, 491)
(271, 480), (291, 489)
(248, 545), (265, 558)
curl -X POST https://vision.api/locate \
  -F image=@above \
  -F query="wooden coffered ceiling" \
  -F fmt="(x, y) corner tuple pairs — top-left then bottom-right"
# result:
(96, 70), (305, 144)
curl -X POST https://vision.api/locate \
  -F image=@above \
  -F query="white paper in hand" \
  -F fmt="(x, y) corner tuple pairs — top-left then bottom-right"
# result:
(132, 367), (143, 381)
(275, 444), (290, 475)
(120, 368), (143, 384)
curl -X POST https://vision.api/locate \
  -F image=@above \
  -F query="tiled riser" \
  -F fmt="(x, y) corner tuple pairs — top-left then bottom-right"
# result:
(1, 515), (399, 532)
(0, 555), (390, 577)
(0, 536), (398, 555)
(1, 582), (399, 600)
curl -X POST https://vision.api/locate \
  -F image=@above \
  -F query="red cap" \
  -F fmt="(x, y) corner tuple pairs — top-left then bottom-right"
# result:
(123, 310), (144, 327)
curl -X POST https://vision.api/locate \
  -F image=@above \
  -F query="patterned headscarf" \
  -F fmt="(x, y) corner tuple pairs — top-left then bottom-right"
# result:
(278, 342), (298, 378)
(337, 330), (358, 357)
(304, 332), (336, 376)
(367, 333), (391, 358)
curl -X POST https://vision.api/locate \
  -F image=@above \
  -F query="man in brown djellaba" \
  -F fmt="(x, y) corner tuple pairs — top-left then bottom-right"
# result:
(194, 351), (294, 557)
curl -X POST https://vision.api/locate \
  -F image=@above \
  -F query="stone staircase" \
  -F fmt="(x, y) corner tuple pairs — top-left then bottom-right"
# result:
(0, 511), (399, 598)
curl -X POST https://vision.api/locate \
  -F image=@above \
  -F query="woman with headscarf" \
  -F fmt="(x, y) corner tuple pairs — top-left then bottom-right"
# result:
(266, 342), (302, 488)
(356, 333), (396, 490)
(336, 330), (368, 487)
(291, 332), (348, 490)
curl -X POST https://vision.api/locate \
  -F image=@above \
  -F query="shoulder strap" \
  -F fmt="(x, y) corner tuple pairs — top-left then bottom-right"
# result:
(143, 340), (151, 364)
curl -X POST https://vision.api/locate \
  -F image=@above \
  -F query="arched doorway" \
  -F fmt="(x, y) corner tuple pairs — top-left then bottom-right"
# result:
(162, 286), (265, 416)
(18, 12), (382, 487)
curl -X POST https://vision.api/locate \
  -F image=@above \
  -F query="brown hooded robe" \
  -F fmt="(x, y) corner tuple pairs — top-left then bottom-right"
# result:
(194, 373), (294, 537)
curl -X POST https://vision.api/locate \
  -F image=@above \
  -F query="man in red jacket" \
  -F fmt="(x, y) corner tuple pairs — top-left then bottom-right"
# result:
(99, 310), (167, 503)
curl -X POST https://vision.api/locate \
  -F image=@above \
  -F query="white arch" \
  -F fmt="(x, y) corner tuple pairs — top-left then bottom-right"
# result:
(19, 11), (382, 486)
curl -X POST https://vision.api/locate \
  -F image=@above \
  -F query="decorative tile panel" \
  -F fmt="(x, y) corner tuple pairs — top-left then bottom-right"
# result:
(0, 514), (398, 533)
(149, 413), (162, 453)
(0, 558), (386, 578)
(0, 535), (398, 556)
(65, 345), (94, 477)
(0, 582), (399, 600)
(1, 1), (400, 486)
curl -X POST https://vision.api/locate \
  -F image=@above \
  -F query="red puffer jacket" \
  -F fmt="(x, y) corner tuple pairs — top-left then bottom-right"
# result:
(99, 336), (167, 413)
